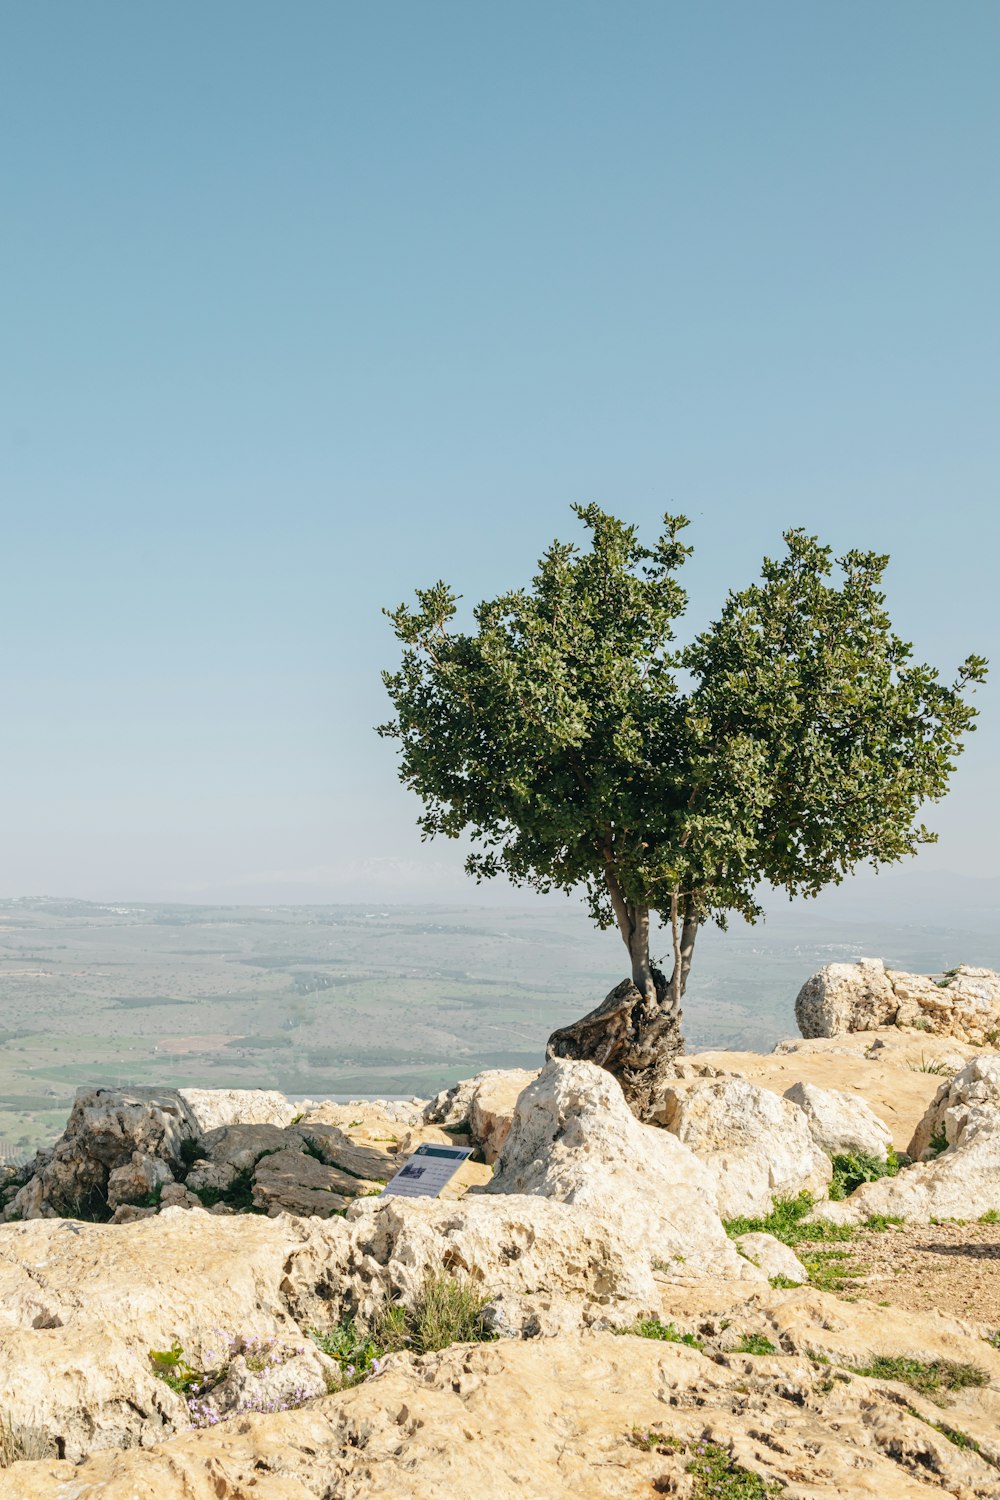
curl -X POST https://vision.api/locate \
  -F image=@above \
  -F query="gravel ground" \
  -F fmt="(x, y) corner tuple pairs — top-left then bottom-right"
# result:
(848, 1219), (1000, 1328)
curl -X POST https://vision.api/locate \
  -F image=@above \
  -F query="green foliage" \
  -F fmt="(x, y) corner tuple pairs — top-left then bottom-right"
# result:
(312, 1273), (495, 1389)
(685, 1440), (784, 1498)
(179, 1137), (201, 1172)
(848, 1355), (989, 1400)
(979, 1209), (1000, 1224)
(734, 1333), (777, 1355)
(380, 506), (985, 987)
(626, 1430), (781, 1496)
(310, 1322), (382, 1388)
(927, 1126), (949, 1158)
(723, 1194), (853, 1247)
(192, 1165), (263, 1214)
(149, 1341), (202, 1394)
(768, 1275), (799, 1289)
(374, 1270), (495, 1356)
(863, 1214), (905, 1231)
(799, 1249), (860, 1294)
(619, 1317), (703, 1350)
(829, 1149), (900, 1200)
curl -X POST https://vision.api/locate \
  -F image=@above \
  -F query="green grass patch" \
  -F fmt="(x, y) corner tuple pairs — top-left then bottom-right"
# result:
(798, 1249), (861, 1294)
(191, 1164), (265, 1214)
(312, 1271), (495, 1388)
(848, 1355), (989, 1401)
(724, 1194), (854, 1247)
(626, 1430), (782, 1496)
(734, 1333), (777, 1355)
(863, 1214), (905, 1231)
(618, 1317), (703, 1350)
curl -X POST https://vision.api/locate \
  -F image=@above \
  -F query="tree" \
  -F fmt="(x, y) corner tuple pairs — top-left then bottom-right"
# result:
(379, 507), (986, 1114)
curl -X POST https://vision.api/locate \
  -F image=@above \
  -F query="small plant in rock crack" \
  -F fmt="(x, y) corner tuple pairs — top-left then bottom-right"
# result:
(734, 1334), (777, 1355)
(628, 1424), (684, 1453)
(927, 1127), (949, 1159)
(149, 1342), (202, 1395)
(828, 1150), (899, 1201)
(0, 1410), (55, 1468)
(618, 1317), (704, 1350)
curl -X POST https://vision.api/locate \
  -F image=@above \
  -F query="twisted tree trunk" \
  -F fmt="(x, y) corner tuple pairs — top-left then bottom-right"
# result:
(546, 875), (699, 1119)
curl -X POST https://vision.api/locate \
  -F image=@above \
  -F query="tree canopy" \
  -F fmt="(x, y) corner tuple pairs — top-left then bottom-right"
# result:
(379, 506), (986, 1017)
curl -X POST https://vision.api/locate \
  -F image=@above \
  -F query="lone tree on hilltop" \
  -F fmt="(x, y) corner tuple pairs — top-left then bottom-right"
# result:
(379, 506), (986, 1115)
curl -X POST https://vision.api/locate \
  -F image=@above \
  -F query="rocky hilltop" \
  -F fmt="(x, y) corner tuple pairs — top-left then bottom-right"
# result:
(3, 961), (1000, 1498)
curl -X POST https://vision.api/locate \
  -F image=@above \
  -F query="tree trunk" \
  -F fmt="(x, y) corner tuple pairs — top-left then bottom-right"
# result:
(546, 874), (701, 1120)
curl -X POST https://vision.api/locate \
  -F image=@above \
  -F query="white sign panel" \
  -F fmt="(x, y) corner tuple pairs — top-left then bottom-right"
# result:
(380, 1142), (474, 1199)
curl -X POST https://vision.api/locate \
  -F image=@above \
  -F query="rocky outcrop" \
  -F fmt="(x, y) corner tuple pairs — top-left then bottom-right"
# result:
(653, 1075), (833, 1218)
(909, 1054), (1000, 1160)
(486, 1059), (759, 1280)
(783, 1079), (894, 1161)
(424, 1068), (537, 1163)
(811, 1056), (1000, 1226)
(11, 1314), (1000, 1498)
(796, 960), (1000, 1045)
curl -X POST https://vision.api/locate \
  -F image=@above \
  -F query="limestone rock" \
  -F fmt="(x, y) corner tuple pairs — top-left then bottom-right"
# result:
(734, 1232), (808, 1284)
(795, 959), (1000, 1045)
(809, 1065), (1000, 1226)
(12, 1325), (1000, 1499)
(176, 1087), (299, 1133)
(251, 1148), (355, 1218)
(908, 1054), (1000, 1160)
(654, 1075), (833, 1218)
(783, 1080), (893, 1161)
(424, 1068), (537, 1162)
(795, 958), (899, 1038)
(106, 1150), (175, 1209)
(486, 1058), (758, 1280)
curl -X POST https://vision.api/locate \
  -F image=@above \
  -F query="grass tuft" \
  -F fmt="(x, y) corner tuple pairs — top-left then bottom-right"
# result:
(734, 1333), (777, 1355)
(619, 1317), (703, 1350)
(848, 1355), (989, 1401)
(0, 1410), (54, 1467)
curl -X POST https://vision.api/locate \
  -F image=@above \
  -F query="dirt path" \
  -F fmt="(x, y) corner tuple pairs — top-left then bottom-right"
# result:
(847, 1219), (1000, 1327)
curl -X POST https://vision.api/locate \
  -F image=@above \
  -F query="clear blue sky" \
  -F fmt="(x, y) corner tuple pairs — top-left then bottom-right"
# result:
(2, 1), (997, 903)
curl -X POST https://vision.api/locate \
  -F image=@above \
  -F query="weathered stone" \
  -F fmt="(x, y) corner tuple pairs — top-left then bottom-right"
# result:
(796, 960), (1000, 1045)
(783, 1080), (893, 1161)
(795, 958), (899, 1038)
(251, 1148), (356, 1218)
(424, 1069), (536, 1163)
(486, 1058), (758, 1280)
(654, 1075), (833, 1218)
(177, 1087), (299, 1133)
(908, 1054), (1000, 1160)
(12, 1320), (1000, 1499)
(106, 1151), (175, 1209)
(734, 1232), (808, 1284)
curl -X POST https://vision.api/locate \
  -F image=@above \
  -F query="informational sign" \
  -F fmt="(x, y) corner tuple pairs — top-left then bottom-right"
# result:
(380, 1142), (474, 1199)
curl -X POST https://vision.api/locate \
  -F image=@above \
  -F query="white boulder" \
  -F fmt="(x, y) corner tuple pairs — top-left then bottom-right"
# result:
(734, 1232), (808, 1285)
(486, 1059), (759, 1281)
(783, 1080), (893, 1162)
(654, 1076), (833, 1219)
(795, 960), (1000, 1045)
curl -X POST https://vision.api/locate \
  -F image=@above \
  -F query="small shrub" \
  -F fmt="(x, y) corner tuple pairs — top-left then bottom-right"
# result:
(376, 1270), (494, 1355)
(619, 1317), (703, 1350)
(0, 1410), (54, 1467)
(685, 1438), (783, 1497)
(628, 1424), (683, 1453)
(979, 1209), (1000, 1224)
(734, 1333), (777, 1355)
(768, 1275), (799, 1289)
(179, 1138), (201, 1172)
(150, 1341), (202, 1394)
(310, 1321), (383, 1387)
(828, 1150), (900, 1201)
(192, 1165), (264, 1214)
(927, 1127), (949, 1159)
(848, 1355), (988, 1400)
